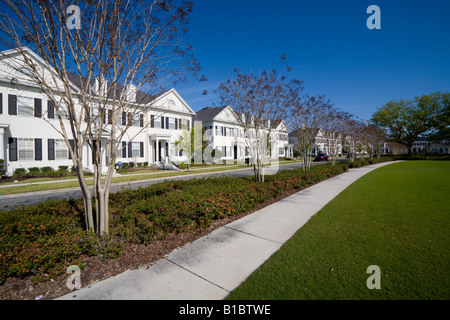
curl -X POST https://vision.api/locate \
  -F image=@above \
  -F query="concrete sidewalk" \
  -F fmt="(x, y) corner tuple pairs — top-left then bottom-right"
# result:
(56, 161), (397, 300)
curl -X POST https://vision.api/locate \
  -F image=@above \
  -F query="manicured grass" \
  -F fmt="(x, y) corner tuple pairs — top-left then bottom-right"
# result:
(227, 161), (450, 300)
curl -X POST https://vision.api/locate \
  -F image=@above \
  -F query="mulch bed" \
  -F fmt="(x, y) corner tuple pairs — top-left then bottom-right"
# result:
(0, 185), (304, 300)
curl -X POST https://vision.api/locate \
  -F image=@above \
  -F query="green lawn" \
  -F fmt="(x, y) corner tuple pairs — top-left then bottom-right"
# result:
(227, 161), (450, 300)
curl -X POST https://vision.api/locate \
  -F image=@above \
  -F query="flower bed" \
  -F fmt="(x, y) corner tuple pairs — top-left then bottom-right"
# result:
(0, 163), (350, 284)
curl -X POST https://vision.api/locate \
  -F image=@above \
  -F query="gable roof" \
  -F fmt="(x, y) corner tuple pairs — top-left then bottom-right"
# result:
(0, 46), (80, 92)
(194, 106), (228, 121)
(67, 72), (164, 105)
(288, 127), (321, 138)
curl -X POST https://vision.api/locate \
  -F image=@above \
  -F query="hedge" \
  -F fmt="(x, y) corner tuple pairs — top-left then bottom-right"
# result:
(0, 163), (351, 284)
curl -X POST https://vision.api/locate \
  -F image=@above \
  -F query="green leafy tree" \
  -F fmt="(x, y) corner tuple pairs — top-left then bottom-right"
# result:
(371, 92), (446, 156)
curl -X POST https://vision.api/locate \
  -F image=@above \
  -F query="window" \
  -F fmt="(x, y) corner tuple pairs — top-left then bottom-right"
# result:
(17, 96), (34, 117)
(154, 115), (161, 128)
(167, 100), (176, 106)
(55, 139), (68, 159)
(56, 103), (68, 119)
(279, 147), (284, 156)
(216, 126), (223, 136)
(169, 117), (175, 130)
(131, 142), (140, 158)
(18, 138), (34, 160)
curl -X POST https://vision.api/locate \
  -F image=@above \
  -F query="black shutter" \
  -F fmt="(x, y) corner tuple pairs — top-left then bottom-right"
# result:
(48, 139), (55, 160)
(128, 142), (132, 158)
(150, 115), (154, 128)
(108, 110), (113, 124)
(187, 120), (190, 131)
(140, 142), (144, 158)
(34, 98), (42, 118)
(8, 94), (17, 115)
(122, 112), (127, 126)
(68, 139), (75, 159)
(35, 138), (42, 160)
(166, 117), (169, 129)
(161, 116), (165, 129)
(175, 118), (178, 130)
(140, 114), (144, 127)
(47, 100), (55, 118)
(0, 93), (3, 114)
(122, 141), (127, 158)
(8, 137), (18, 161)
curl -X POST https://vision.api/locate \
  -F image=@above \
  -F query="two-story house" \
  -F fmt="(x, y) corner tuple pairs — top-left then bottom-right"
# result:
(0, 47), (195, 176)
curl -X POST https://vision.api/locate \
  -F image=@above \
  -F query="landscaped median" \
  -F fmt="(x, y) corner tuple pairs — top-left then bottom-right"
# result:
(0, 157), (394, 299)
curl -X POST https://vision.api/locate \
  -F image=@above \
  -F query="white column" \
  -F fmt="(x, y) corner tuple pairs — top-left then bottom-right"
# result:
(155, 138), (159, 163)
(0, 127), (5, 162)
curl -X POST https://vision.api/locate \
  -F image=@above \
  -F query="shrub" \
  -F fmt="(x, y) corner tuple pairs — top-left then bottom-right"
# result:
(40, 166), (54, 174)
(13, 168), (26, 178)
(58, 166), (69, 172)
(27, 167), (40, 174)
(0, 163), (350, 284)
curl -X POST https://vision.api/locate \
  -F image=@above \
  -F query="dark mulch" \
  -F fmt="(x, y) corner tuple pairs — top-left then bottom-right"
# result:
(0, 186), (303, 300)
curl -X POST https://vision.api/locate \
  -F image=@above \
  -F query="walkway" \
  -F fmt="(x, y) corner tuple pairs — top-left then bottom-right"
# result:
(56, 161), (396, 300)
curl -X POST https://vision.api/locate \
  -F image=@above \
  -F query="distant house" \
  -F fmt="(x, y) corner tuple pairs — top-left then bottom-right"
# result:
(194, 106), (293, 161)
(289, 128), (343, 156)
(412, 137), (449, 154)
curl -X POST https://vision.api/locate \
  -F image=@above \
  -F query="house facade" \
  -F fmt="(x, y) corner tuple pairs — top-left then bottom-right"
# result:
(412, 137), (449, 154)
(0, 47), (195, 176)
(289, 128), (343, 156)
(194, 106), (293, 162)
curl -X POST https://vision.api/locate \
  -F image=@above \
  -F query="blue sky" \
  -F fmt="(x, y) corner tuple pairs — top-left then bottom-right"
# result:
(175, 0), (450, 121)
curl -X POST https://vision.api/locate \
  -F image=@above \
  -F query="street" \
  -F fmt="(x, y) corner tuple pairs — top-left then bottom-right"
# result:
(0, 161), (333, 211)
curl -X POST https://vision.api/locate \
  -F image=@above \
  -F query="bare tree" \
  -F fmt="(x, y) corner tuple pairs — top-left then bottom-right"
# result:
(289, 94), (329, 171)
(365, 123), (386, 160)
(216, 58), (302, 182)
(322, 106), (351, 166)
(0, 0), (201, 235)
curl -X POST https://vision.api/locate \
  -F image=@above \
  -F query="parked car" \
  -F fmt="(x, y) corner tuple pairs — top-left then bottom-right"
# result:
(314, 153), (328, 161)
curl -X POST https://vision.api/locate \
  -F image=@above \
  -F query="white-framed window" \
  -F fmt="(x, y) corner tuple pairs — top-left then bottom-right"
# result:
(17, 96), (34, 117)
(18, 138), (34, 160)
(55, 139), (68, 159)
(132, 142), (140, 158)
(154, 115), (161, 128)
(169, 117), (175, 130)
(56, 103), (68, 119)
(215, 126), (223, 136)
(279, 147), (285, 156)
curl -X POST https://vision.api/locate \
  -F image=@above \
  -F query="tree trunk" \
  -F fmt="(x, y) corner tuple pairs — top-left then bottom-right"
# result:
(75, 163), (94, 231)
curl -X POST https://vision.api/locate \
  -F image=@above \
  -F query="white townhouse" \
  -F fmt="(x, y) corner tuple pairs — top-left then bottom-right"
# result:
(289, 128), (343, 156)
(270, 119), (293, 158)
(412, 137), (449, 154)
(194, 106), (293, 162)
(0, 47), (195, 176)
